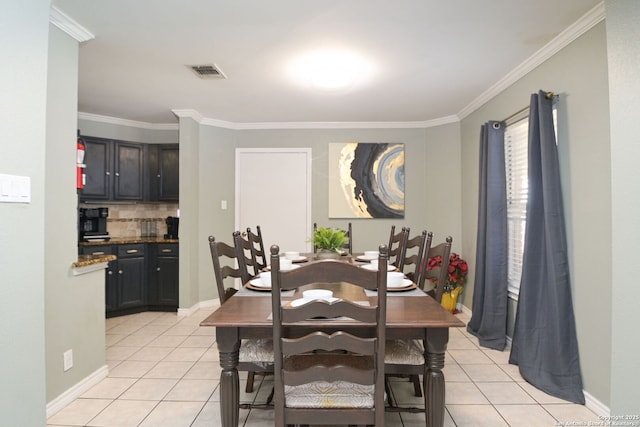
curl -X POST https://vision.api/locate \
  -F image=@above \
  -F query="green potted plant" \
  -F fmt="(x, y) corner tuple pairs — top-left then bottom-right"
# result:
(310, 227), (348, 259)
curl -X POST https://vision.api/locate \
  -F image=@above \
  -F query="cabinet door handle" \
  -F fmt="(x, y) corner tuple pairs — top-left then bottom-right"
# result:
(157, 174), (161, 178)
(161, 249), (172, 253)
(92, 251), (105, 255)
(108, 271), (113, 275)
(157, 267), (161, 271)
(115, 172), (120, 177)
(106, 171), (110, 176)
(118, 270), (123, 275)
(126, 249), (138, 254)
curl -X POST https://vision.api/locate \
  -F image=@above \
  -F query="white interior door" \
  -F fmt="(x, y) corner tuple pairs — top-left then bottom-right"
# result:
(236, 148), (312, 255)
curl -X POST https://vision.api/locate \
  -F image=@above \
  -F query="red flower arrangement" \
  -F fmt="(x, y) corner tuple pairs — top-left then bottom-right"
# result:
(426, 253), (468, 292)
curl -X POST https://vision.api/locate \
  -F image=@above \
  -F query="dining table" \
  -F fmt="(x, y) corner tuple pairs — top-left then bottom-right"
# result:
(200, 253), (466, 427)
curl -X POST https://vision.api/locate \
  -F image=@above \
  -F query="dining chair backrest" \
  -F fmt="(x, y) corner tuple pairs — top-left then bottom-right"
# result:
(388, 225), (409, 267)
(399, 230), (431, 288)
(233, 230), (261, 284)
(270, 244), (387, 426)
(208, 236), (241, 304)
(424, 236), (453, 302)
(246, 225), (267, 271)
(313, 222), (353, 254)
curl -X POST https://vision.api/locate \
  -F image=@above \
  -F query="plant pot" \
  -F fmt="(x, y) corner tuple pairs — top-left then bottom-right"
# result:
(316, 249), (341, 260)
(441, 286), (463, 313)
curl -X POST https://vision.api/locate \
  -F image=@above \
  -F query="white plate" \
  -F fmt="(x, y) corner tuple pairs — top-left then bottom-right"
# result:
(360, 264), (395, 271)
(290, 297), (339, 307)
(249, 278), (270, 288)
(285, 255), (307, 262)
(356, 254), (378, 261)
(388, 278), (413, 289)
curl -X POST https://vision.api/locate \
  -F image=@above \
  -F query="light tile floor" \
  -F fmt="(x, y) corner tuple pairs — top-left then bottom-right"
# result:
(47, 309), (602, 426)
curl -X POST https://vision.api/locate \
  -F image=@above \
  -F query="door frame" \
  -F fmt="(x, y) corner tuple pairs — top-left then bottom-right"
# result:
(235, 147), (313, 253)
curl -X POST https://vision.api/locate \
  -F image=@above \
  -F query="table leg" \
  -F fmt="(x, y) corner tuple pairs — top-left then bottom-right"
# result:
(216, 328), (241, 427)
(424, 328), (449, 427)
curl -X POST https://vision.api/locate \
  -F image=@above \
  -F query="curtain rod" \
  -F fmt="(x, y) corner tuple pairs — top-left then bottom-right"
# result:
(496, 91), (556, 128)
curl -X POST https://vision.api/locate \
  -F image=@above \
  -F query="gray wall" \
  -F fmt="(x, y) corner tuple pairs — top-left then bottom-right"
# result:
(45, 25), (107, 404)
(605, 0), (640, 414)
(0, 1), (49, 424)
(185, 124), (462, 307)
(460, 22), (612, 406)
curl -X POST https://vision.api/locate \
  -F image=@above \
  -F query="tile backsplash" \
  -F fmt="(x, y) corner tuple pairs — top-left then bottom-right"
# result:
(80, 203), (179, 238)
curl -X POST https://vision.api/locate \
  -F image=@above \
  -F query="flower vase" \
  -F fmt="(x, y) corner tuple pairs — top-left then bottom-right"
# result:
(316, 249), (340, 260)
(441, 286), (463, 313)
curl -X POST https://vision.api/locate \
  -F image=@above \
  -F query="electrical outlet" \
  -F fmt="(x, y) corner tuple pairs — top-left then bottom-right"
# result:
(63, 349), (73, 371)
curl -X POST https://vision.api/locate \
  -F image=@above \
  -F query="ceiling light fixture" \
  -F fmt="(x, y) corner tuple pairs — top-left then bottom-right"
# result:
(289, 49), (372, 91)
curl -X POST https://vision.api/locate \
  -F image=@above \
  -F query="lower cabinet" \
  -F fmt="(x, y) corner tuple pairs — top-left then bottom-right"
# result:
(81, 242), (179, 317)
(148, 243), (179, 310)
(116, 244), (146, 310)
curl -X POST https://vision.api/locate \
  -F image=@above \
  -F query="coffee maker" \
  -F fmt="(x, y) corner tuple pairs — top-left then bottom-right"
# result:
(79, 207), (110, 241)
(165, 216), (179, 239)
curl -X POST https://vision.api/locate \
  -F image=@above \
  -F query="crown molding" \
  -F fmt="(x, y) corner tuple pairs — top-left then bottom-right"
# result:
(49, 6), (94, 42)
(171, 109), (458, 130)
(78, 112), (178, 130)
(457, 1), (605, 119)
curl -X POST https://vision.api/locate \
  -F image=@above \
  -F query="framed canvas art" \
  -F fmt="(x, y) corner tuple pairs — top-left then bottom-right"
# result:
(328, 142), (404, 219)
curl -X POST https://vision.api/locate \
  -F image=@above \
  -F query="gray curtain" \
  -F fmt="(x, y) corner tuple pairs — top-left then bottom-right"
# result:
(509, 91), (585, 404)
(467, 121), (509, 350)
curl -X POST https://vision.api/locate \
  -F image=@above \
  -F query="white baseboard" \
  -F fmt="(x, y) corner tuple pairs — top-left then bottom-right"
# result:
(584, 390), (609, 417)
(46, 365), (109, 418)
(177, 298), (220, 317)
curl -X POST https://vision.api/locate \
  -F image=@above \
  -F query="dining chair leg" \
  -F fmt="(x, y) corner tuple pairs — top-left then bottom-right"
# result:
(245, 371), (256, 393)
(410, 374), (423, 397)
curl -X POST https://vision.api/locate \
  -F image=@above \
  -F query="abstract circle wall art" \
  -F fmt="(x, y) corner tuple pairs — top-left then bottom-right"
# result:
(328, 142), (405, 218)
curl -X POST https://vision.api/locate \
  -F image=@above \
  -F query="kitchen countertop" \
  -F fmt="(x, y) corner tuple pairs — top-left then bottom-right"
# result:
(79, 237), (179, 246)
(73, 253), (117, 268)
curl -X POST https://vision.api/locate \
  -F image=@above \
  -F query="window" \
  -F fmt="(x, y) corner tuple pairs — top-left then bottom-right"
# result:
(504, 119), (528, 297)
(504, 109), (557, 297)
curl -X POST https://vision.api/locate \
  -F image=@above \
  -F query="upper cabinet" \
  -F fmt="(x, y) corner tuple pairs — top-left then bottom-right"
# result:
(147, 144), (179, 202)
(80, 135), (178, 203)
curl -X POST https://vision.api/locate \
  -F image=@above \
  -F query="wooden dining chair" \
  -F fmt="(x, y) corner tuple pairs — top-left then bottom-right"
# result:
(270, 244), (387, 426)
(388, 225), (410, 268)
(246, 225), (267, 271)
(209, 235), (274, 397)
(385, 234), (453, 408)
(385, 230), (431, 397)
(208, 236), (241, 304)
(423, 236), (453, 303)
(233, 230), (262, 284)
(313, 222), (353, 254)
(399, 230), (432, 288)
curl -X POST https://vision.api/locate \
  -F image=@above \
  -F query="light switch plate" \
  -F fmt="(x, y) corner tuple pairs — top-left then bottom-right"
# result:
(0, 174), (31, 203)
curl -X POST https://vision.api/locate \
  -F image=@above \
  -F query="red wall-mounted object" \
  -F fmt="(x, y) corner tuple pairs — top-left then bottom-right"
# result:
(76, 135), (86, 190)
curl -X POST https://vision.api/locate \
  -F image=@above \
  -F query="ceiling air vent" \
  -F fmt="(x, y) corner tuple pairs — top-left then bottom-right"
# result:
(189, 64), (226, 79)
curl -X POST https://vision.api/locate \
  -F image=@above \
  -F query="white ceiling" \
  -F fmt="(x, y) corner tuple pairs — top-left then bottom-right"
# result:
(51, 0), (602, 127)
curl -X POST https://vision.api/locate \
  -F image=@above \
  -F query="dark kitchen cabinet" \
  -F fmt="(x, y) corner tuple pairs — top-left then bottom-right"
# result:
(81, 242), (178, 317)
(113, 142), (145, 201)
(81, 137), (111, 200)
(80, 136), (145, 202)
(116, 244), (146, 310)
(147, 144), (179, 202)
(148, 243), (179, 309)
